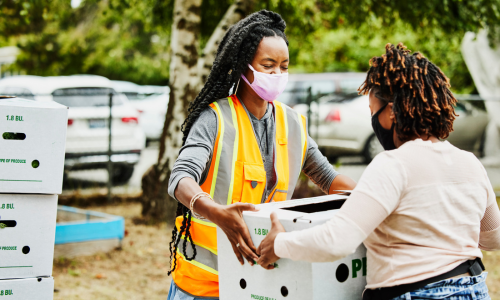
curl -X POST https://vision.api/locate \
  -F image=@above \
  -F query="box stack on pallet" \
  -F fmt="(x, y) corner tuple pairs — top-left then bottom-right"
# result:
(0, 96), (67, 299)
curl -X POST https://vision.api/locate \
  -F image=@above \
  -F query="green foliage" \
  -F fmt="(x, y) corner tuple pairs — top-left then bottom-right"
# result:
(261, 0), (500, 41)
(2, 0), (171, 85)
(289, 21), (476, 93)
(1, 0), (499, 90)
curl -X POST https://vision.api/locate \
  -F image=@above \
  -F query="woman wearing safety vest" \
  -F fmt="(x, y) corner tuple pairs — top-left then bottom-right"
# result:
(166, 10), (356, 300)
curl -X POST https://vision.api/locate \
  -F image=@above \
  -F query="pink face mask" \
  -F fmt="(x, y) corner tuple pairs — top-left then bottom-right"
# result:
(241, 64), (288, 102)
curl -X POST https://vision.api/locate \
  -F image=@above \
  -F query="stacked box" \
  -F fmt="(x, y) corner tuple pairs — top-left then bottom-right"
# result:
(0, 97), (68, 299)
(218, 194), (367, 300)
(0, 277), (54, 299)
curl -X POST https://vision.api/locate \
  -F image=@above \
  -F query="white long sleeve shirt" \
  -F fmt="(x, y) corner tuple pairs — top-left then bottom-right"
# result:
(275, 139), (500, 288)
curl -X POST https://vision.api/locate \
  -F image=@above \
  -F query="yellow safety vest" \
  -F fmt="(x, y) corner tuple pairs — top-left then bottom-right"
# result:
(172, 94), (308, 297)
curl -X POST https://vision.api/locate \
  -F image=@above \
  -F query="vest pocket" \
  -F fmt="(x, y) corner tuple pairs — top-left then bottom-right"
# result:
(240, 162), (266, 204)
(271, 189), (288, 202)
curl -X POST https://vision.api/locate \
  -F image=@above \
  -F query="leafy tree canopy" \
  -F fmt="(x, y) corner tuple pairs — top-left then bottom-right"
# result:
(1, 0), (498, 90)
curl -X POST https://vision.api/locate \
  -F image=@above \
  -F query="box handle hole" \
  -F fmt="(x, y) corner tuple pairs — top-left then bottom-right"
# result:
(0, 220), (16, 228)
(336, 263), (349, 282)
(239, 279), (247, 289)
(2, 132), (26, 140)
(32, 160), (40, 168)
(281, 286), (288, 297)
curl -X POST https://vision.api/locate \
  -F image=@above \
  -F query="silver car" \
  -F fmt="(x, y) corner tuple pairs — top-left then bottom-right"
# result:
(294, 94), (489, 162)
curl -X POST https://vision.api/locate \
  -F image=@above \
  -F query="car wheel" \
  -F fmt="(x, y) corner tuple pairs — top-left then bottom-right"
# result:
(363, 135), (383, 163)
(112, 164), (135, 185)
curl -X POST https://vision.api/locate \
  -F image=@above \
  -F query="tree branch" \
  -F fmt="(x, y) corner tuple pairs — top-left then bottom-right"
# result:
(196, 0), (254, 85)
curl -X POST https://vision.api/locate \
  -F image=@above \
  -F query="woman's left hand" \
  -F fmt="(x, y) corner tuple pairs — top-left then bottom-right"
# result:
(256, 212), (286, 270)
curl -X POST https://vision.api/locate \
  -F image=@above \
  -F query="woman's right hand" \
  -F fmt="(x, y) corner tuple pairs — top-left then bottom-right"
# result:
(175, 178), (260, 265)
(209, 202), (260, 266)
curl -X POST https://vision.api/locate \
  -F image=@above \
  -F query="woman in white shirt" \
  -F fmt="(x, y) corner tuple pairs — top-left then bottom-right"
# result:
(256, 43), (500, 300)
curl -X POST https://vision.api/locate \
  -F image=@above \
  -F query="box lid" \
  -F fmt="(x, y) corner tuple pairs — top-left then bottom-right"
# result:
(0, 97), (67, 109)
(243, 194), (349, 223)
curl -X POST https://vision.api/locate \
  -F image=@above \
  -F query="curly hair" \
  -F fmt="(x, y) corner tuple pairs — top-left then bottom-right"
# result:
(168, 9), (288, 275)
(358, 43), (458, 142)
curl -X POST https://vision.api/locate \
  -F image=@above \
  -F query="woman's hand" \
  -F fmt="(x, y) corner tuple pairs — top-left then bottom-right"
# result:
(257, 212), (286, 270)
(210, 202), (260, 266)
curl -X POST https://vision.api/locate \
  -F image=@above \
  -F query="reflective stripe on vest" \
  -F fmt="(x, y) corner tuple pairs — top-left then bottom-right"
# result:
(172, 95), (308, 297)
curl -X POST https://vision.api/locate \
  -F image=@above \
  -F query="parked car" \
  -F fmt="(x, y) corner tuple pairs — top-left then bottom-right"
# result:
(126, 93), (169, 143)
(0, 75), (146, 184)
(277, 72), (366, 107)
(294, 94), (489, 162)
(111, 80), (168, 101)
(112, 80), (142, 100)
(112, 80), (169, 143)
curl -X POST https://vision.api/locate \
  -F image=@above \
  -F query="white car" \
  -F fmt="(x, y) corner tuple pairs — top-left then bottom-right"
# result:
(0, 75), (146, 184)
(294, 94), (489, 162)
(111, 80), (168, 100)
(112, 80), (169, 142)
(126, 93), (168, 142)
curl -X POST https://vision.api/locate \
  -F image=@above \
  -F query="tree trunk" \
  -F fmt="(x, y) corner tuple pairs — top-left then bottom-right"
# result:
(140, 0), (253, 223)
(140, 0), (202, 222)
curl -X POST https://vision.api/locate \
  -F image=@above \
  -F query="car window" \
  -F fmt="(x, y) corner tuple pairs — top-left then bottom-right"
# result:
(277, 82), (299, 105)
(293, 80), (336, 105)
(340, 78), (365, 94)
(309, 80), (336, 95)
(52, 88), (123, 107)
(454, 102), (467, 112)
(0, 87), (35, 100)
(124, 92), (142, 100)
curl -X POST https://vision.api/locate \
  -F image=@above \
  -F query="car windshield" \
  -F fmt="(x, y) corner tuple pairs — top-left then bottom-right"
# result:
(0, 86), (36, 100)
(277, 84), (296, 105)
(278, 80), (336, 106)
(123, 92), (142, 100)
(340, 78), (365, 94)
(325, 92), (361, 103)
(52, 88), (123, 107)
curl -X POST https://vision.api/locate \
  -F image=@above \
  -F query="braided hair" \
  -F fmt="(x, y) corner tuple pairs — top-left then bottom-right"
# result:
(168, 10), (288, 275)
(359, 43), (458, 142)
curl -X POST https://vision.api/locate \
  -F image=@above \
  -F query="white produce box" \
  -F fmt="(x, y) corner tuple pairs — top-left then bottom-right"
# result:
(0, 97), (68, 194)
(0, 194), (57, 279)
(218, 194), (367, 300)
(0, 277), (54, 299)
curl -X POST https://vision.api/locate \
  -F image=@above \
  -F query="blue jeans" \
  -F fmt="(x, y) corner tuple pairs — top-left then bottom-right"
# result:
(166, 274), (490, 300)
(392, 273), (490, 300)
(167, 281), (219, 300)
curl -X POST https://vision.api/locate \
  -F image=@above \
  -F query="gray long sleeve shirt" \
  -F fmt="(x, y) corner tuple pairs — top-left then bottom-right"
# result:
(168, 101), (339, 202)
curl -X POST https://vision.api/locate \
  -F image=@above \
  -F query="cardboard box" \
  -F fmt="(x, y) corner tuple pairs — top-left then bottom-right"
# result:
(0, 277), (54, 299)
(0, 97), (68, 194)
(0, 194), (57, 279)
(218, 195), (367, 300)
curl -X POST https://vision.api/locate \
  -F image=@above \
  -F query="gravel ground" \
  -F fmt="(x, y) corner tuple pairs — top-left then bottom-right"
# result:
(53, 203), (172, 300)
(52, 202), (500, 300)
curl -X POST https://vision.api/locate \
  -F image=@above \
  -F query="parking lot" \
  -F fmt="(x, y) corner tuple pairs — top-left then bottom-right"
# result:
(64, 142), (500, 197)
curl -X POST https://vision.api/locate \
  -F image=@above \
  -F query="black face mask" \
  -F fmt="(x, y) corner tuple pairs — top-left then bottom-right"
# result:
(371, 104), (396, 151)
